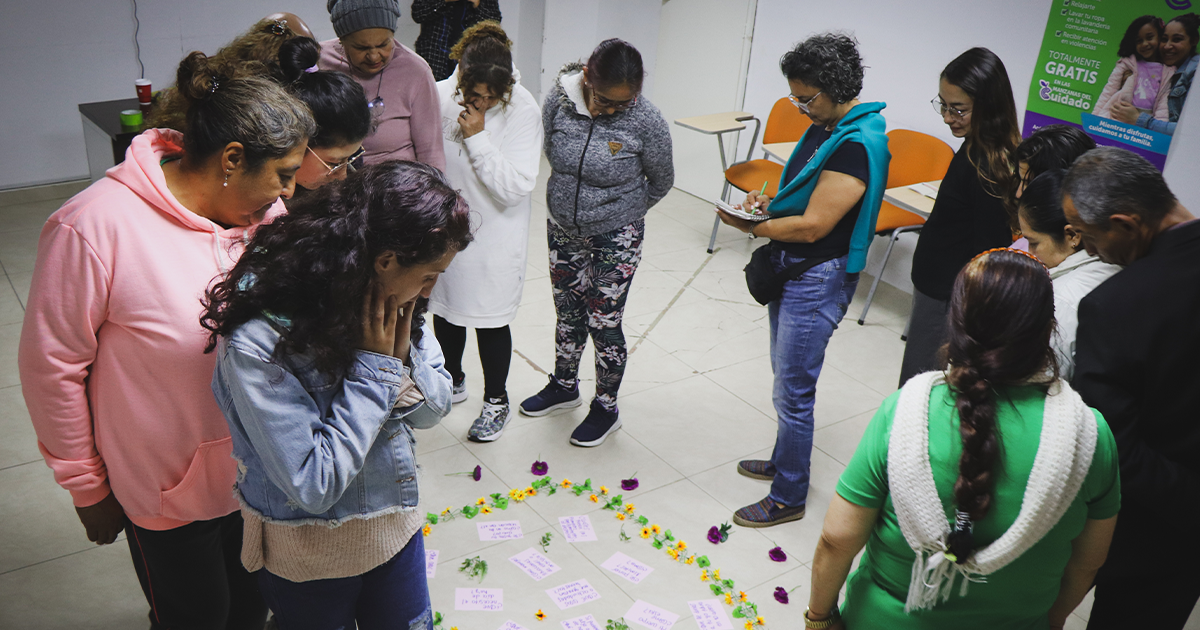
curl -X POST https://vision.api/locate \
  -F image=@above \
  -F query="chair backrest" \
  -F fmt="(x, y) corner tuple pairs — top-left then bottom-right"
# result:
(886, 129), (954, 188)
(763, 97), (812, 144)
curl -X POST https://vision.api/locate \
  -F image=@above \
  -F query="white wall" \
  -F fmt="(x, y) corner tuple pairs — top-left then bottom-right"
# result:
(1163, 79), (1200, 211)
(0, 0), (534, 191)
(538, 0), (662, 104)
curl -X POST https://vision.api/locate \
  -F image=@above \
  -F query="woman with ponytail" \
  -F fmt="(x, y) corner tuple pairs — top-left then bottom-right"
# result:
(19, 52), (314, 629)
(803, 249), (1120, 630)
(203, 161), (469, 628)
(429, 21), (542, 442)
(900, 48), (1021, 386)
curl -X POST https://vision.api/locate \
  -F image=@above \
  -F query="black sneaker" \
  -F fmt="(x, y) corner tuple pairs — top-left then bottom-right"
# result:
(569, 400), (622, 447)
(519, 377), (583, 417)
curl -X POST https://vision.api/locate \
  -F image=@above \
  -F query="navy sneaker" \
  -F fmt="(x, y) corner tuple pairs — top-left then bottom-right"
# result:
(569, 400), (622, 447)
(519, 378), (582, 417)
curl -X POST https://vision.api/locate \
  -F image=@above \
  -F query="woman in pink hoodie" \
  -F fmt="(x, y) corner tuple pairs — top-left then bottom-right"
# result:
(18, 52), (315, 630)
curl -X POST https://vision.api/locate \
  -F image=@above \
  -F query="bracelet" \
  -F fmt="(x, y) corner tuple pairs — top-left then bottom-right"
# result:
(748, 222), (760, 240)
(803, 608), (839, 629)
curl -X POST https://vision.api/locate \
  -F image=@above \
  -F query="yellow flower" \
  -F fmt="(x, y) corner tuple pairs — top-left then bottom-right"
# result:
(536, 610), (547, 621)
(713, 569), (721, 580)
(624, 503), (636, 513)
(476, 497), (487, 505)
(451, 627), (459, 630)
(725, 593), (733, 605)
(422, 524), (432, 537)
(525, 486), (537, 495)
(700, 570), (709, 581)
(640, 527), (651, 539)
(651, 524), (662, 534)
(739, 591), (747, 602)
(599, 486), (609, 495)
(744, 622), (753, 630)
(442, 507), (453, 514)
(561, 479), (572, 488)
(616, 512), (627, 521)
(676, 540), (687, 550)
(481, 506), (493, 514)
(668, 549), (679, 560)
(686, 556), (695, 565)
(589, 494), (600, 503)
(513, 490), (526, 502)
(755, 617), (765, 626)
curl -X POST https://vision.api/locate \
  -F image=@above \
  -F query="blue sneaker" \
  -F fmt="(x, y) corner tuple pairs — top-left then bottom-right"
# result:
(569, 400), (621, 447)
(519, 378), (582, 417)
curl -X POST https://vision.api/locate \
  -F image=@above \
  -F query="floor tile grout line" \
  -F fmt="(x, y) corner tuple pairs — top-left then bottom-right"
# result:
(0, 539), (125, 577)
(629, 252), (716, 356)
(0, 459), (41, 473)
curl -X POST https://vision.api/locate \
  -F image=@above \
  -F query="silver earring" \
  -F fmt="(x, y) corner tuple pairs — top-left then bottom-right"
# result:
(223, 171), (230, 188)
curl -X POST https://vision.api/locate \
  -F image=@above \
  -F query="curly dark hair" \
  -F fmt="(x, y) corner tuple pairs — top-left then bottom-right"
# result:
(1117, 16), (1166, 58)
(942, 248), (1057, 564)
(451, 21), (516, 108)
(779, 32), (864, 103)
(1005, 124), (1095, 223)
(201, 161), (473, 376)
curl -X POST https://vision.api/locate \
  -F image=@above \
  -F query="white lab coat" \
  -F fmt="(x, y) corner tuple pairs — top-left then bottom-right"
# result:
(429, 67), (543, 328)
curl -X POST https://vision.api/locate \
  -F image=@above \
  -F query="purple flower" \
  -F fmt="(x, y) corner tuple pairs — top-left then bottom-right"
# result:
(768, 546), (787, 562)
(472, 465), (482, 481)
(620, 477), (639, 491)
(531, 461), (549, 476)
(773, 587), (789, 604)
(707, 526), (722, 544)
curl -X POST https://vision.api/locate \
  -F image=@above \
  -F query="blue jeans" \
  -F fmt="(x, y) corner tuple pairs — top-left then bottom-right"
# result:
(767, 251), (858, 508)
(257, 532), (432, 630)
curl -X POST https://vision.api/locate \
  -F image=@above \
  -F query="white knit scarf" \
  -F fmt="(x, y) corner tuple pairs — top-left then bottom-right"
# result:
(887, 371), (1097, 613)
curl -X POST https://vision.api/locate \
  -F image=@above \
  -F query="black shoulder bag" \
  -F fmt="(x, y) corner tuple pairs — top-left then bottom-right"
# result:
(743, 242), (835, 305)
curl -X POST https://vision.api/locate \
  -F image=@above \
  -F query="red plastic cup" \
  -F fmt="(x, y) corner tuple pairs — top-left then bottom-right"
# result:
(135, 79), (152, 104)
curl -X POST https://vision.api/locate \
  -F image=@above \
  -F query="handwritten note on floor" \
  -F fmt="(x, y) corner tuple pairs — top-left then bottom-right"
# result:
(477, 520), (524, 541)
(509, 547), (562, 581)
(561, 615), (604, 630)
(558, 515), (597, 542)
(455, 588), (504, 612)
(545, 579), (601, 610)
(426, 550), (439, 578)
(600, 552), (654, 584)
(625, 600), (678, 630)
(687, 600), (732, 630)
(497, 621), (529, 630)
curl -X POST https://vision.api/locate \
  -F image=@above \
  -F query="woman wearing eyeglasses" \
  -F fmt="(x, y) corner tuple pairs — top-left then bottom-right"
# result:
(716, 33), (890, 530)
(320, 0), (446, 171)
(519, 38), (673, 447)
(899, 47), (1020, 387)
(429, 22), (542, 442)
(278, 38), (372, 202)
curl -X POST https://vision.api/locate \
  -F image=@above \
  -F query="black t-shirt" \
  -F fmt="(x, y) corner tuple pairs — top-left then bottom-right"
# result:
(909, 145), (1012, 300)
(775, 126), (869, 259)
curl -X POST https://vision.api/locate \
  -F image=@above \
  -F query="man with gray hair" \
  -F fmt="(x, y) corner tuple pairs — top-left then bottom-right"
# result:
(1064, 146), (1200, 629)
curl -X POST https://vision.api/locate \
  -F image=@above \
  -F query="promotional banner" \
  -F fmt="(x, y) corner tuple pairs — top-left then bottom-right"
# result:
(1023, 1), (1198, 170)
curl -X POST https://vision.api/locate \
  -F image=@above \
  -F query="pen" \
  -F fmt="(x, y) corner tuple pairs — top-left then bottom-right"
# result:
(753, 180), (769, 210)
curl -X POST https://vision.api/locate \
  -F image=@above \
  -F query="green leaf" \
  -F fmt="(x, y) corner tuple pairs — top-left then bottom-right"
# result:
(493, 497), (509, 510)
(426, 513), (439, 525)
(573, 486), (586, 497)
(462, 505), (480, 519)
(531, 477), (550, 489)
(732, 609), (745, 619)
(651, 539), (664, 549)
(721, 579), (735, 590)
(710, 584), (723, 596)
(547, 486), (557, 495)
(664, 529), (675, 541)
(433, 612), (444, 625)
(637, 515), (649, 526)
(695, 555), (711, 568)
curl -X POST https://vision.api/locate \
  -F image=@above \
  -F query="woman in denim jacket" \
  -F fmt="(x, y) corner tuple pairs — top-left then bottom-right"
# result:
(202, 161), (472, 630)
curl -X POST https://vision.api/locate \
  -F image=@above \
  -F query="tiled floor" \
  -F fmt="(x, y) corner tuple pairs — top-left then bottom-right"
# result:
(0, 168), (1161, 629)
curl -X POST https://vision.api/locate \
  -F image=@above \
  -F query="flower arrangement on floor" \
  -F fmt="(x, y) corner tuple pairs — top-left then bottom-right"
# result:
(426, 461), (772, 629)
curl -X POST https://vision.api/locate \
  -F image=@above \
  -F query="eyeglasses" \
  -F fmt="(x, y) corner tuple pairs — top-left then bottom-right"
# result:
(787, 91), (822, 114)
(584, 82), (638, 111)
(308, 146), (365, 177)
(932, 97), (971, 119)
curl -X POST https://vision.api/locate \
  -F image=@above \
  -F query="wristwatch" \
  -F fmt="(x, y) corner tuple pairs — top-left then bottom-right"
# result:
(803, 608), (839, 629)
(747, 223), (759, 240)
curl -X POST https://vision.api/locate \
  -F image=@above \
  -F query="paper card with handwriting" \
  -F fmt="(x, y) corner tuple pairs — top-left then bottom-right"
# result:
(509, 547), (562, 582)
(477, 520), (524, 541)
(600, 552), (654, 584)
(545, 579), (601, 610)
(558, 515), (597, 543)
(561, 614), (604, 630)
(455, 588), (504, 612)
(426, 550), (439, 578)
(497, 621), (529, 630)
(625, 600), (679, 630)
(686, 600), (731, 630)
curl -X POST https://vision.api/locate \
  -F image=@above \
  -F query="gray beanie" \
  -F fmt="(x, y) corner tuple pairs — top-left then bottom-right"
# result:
(327, 0), (401, 38)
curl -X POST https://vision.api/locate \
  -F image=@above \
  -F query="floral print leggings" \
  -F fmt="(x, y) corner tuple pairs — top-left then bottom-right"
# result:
(547, 218), (645, 411)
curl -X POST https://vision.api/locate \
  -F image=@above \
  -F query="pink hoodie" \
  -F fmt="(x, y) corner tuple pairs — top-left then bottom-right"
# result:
(19, 129), (285, 530)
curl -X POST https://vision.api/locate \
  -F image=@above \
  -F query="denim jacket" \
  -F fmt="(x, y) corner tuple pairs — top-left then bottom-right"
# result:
(212, 316), (451, 524)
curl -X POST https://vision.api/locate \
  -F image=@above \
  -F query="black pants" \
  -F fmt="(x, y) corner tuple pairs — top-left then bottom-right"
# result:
(433, 315), (512, 401)
(125, 512), (267, 630)
(1087, 572), (1200, 629)
(898, 287), (950, 387)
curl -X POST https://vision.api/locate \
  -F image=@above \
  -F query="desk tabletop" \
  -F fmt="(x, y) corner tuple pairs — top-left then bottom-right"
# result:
(673, 111), (754, 134)
(79, 98), (144, 140)
(883, 180), (941, 218)
(763, 141), (797, 162)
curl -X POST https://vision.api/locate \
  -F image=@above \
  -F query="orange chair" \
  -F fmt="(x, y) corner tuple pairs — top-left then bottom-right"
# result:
(856, 129), (954, 325)
(709, 98), (812, 252)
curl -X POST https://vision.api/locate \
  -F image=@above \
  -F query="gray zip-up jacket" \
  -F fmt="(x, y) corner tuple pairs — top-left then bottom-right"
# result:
(542, 63), (674, 236)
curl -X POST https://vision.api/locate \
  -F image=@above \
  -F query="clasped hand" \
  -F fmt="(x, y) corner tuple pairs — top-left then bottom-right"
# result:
(360, 283), (416, 364)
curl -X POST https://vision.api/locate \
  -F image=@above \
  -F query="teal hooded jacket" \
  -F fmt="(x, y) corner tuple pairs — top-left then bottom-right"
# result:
(769, 102), (890, 274)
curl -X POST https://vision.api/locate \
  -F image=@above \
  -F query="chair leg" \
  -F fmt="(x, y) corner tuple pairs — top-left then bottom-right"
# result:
(709, 181), (732, 254)
(857, 231), (900, 325)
